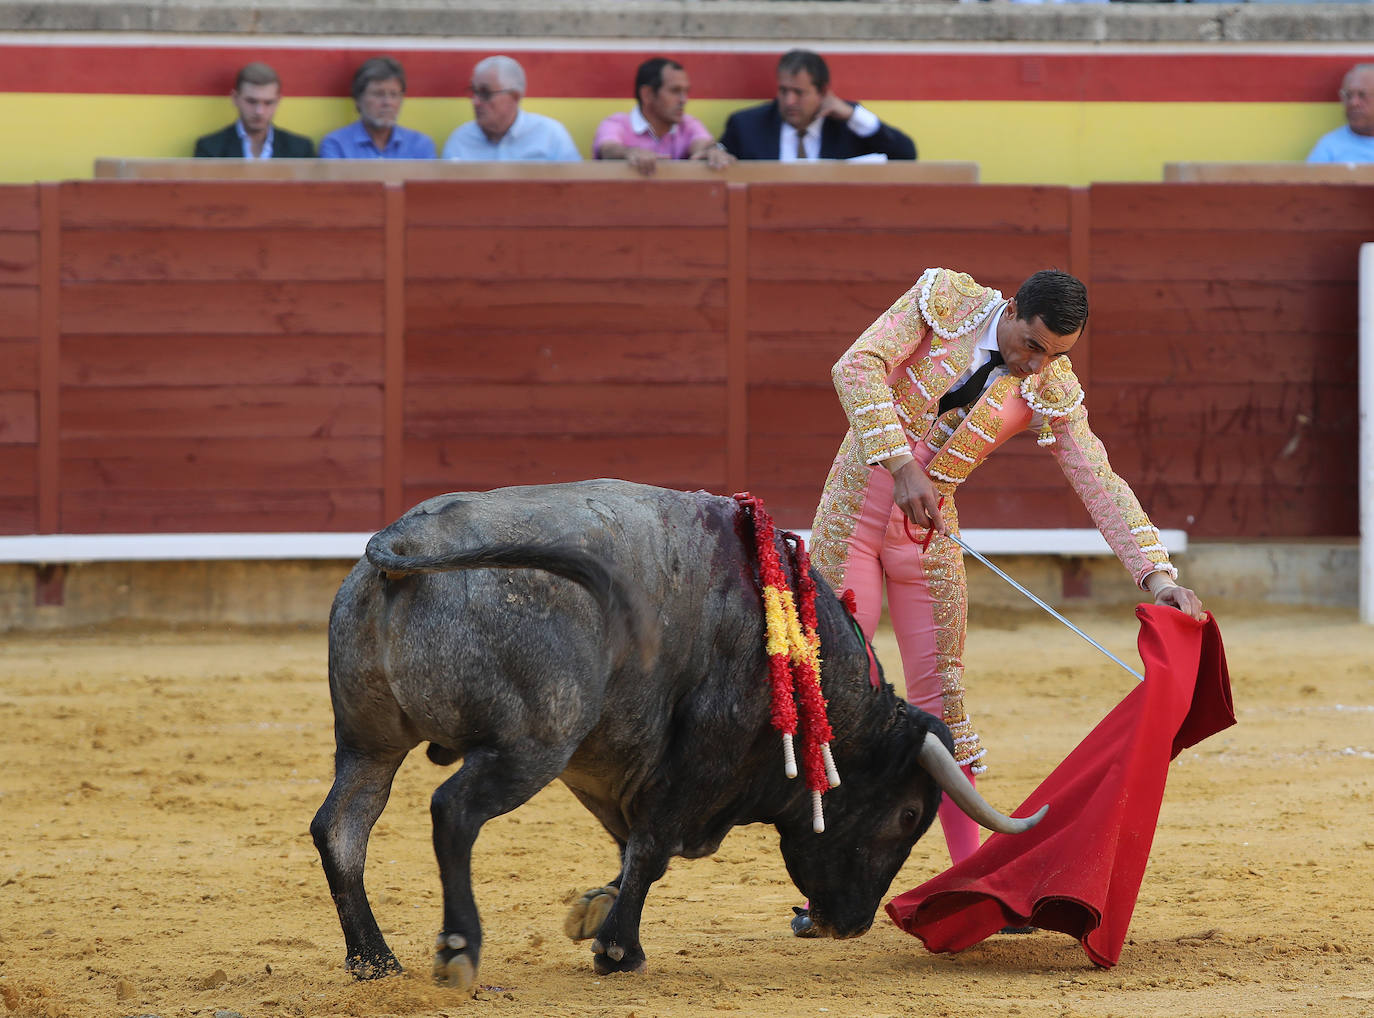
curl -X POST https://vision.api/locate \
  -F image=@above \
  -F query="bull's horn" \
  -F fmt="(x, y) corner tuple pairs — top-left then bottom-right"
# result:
(917, 737), (1048, 834)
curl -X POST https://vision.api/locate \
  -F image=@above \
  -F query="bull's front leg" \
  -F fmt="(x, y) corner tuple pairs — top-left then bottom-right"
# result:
(563, 837), (626, 942)
(563, 876), (622, 941)
(590, 833), (670, 975)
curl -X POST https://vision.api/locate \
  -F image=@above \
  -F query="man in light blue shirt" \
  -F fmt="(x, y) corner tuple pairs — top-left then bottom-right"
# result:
(1307, 64), (1374, 163)
(442, 56), (581, 162)
(320, 56), (436, 160)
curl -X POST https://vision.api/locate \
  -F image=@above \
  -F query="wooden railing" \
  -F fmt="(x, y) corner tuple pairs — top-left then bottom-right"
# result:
(93, 158), (981, 184)
(0, 176), (1364, 539)
(1165, 162), (1374, 184)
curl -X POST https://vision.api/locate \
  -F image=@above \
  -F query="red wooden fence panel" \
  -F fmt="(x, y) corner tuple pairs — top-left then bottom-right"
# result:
(55, 181), (388, 533)
(1088, 183), (1368, 538)
(0, 185), (39, 532)
(400, 180), (731, 510)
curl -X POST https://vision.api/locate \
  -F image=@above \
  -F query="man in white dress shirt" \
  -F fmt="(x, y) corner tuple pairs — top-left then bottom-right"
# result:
(719, 49), (916, 162)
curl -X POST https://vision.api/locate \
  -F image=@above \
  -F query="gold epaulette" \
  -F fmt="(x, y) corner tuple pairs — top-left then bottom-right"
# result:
(915, 268), (1002, 350)
(1021, 356), (1085, 447)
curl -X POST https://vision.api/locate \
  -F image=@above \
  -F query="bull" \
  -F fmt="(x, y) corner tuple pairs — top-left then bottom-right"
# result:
(311, 479), (1044, 990)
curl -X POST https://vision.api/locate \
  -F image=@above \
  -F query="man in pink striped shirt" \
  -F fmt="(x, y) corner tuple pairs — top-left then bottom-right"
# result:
(593, 57), (734, 176)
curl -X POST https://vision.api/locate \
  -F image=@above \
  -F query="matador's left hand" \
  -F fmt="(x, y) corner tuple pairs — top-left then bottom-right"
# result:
(1154, 583), (1205, 621)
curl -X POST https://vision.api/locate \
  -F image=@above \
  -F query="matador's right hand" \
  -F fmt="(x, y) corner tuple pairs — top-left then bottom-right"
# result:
(889, 457), (947, 537)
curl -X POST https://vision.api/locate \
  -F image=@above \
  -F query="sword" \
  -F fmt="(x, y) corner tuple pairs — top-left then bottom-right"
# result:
(947, 531), (1144, 682)
(904, 511), (1145, 682)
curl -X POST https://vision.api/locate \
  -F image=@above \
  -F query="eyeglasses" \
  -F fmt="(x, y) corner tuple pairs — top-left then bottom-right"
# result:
(1339, 88), (1370, 102)
(469, 85), (516, 102)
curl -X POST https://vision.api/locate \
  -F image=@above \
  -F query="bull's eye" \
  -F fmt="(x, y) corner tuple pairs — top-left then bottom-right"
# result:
(901, 807), (919, 829)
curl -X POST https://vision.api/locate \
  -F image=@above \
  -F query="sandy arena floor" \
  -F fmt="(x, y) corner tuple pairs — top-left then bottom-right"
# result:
(1, 603), (1371, 1018)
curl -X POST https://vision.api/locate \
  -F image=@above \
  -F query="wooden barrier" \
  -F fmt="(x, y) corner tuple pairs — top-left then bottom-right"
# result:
(93, 158), (981, 184)
(1165, 162), (1374, 184)
(1088, 183), (1364, 538)
(0, 186), (38, 535)
(0, 178), (1364, 540)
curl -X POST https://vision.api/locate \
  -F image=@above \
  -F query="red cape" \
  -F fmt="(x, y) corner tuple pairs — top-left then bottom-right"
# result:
(885, 605), (1236, 968)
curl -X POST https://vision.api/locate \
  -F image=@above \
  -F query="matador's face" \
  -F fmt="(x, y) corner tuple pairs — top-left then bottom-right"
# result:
(996, 299), (1081, 379)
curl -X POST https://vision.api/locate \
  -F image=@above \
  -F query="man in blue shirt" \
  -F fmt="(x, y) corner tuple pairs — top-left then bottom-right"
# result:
(1307, 64), (1374, 164)
(442, 55), (581, 162)
(320, 56), (436, 160)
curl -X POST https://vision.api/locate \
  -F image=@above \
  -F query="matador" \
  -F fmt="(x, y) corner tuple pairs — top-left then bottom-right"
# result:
(807, 267), (1204, 885)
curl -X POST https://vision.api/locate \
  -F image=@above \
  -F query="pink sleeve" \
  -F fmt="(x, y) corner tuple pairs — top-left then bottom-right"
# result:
(831, 282), (928, 465)
(1048, 403), (1179, 589)
(592, 113), (630, 157)
(679, 114), (714, 147)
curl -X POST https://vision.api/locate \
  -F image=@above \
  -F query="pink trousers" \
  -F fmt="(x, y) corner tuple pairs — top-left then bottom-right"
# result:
(821, 455), (984, 863)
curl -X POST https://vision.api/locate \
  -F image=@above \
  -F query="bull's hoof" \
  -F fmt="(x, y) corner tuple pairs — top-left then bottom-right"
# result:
(346, 951), (403, 980)
(563, 885), (619, 941)
(433, 932), (478, 994)
(591, 937), (645, 975)
(790, 907), (820, 939)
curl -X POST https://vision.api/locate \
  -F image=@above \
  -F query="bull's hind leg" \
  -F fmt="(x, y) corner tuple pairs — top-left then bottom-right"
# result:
(310, 745), (408, 979)
(429, 745), (565, 993)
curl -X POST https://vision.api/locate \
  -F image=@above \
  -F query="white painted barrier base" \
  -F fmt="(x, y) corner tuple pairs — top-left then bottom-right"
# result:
(1360, 242), (1374, 624)
(0, 528), (1186, 564)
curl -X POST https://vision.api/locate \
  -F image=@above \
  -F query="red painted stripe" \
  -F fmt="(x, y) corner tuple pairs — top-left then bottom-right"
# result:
(1, 45), (1360, 102)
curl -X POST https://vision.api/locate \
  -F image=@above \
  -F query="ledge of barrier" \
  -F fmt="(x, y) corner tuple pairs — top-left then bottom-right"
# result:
(0, 528), (1186, 564)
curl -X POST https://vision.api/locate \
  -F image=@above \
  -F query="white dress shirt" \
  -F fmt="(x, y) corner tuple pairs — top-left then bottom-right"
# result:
(947, 301), (1009, 395)
(779, 104), (881, 161)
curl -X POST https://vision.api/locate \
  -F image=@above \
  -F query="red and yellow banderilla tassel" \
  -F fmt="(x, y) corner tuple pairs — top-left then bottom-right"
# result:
(735, 493), (841, 833)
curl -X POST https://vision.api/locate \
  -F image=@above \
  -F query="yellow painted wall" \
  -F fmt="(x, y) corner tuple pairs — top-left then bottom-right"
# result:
(2, 93), (1348, 185)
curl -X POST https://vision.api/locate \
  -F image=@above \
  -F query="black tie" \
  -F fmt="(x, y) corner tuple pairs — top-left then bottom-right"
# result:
(938, 351), (1004, 415)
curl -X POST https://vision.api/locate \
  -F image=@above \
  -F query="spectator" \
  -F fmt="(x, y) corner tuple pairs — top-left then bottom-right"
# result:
(442, 56), (581, 161)
(593, 57), (734, 176)
(1307, 64), (1374, 163)
(193, 63), (315, 159)
(720, 49), (915, 162)
(319, 56), (436, 160)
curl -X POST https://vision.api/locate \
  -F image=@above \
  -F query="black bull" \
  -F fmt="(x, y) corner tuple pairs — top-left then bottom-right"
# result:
(311, 480), (1044, 990)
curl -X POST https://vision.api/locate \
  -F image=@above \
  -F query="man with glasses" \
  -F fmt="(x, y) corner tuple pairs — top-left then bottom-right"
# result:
(1307, 64), (1374, 163)
(320, 56), (436, 160)
(442, 55), (581, 161)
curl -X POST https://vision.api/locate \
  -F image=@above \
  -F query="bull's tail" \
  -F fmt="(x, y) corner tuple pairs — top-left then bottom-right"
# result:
(365, 531), (654, 667)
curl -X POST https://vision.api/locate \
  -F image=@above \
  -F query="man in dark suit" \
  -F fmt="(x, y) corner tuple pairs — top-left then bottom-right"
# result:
(194, 62), (315, 159)
(720, 49), (915, 162)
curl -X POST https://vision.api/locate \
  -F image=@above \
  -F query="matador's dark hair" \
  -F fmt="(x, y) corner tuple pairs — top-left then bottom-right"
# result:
(1014, 269), (1089, 337)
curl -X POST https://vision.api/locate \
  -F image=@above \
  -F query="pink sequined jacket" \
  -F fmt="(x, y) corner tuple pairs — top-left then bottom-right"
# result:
(828, 267), (1176, 589)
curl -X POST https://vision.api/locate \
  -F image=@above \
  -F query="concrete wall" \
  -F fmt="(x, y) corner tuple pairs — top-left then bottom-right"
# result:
(6, 1), (1374, 44)
(0, 540), (1356, 631)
